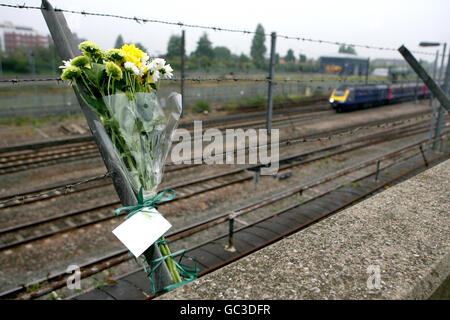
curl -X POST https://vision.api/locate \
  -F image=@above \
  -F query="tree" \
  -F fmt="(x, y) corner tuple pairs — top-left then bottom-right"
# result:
(114, 35), (124, 48)
(194, 33), (215, 59)
(338, 44), (357, 55)
(285, 49), (295, 62)
(166, 35), (182, 59)
(239, 53), (250, 63)
(214, 46), (231, 60)
(250, 24), (266, 69)
(299, 54), (306, 63)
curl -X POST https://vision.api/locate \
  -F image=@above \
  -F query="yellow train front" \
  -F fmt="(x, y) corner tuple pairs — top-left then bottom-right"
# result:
(329, 87), (351, 113)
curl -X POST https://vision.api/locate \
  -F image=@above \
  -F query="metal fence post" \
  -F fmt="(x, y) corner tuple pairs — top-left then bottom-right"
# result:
(266, 32), (276, 136)
(439, 43), (447, 82)
(398, 45), (450, 111)
(433, 48), (450, 149)
(430, 50), (439, 106)
(414, 75), (419, 104)
(374, 160), (381, 181)
(180, 29), (185, 117)
(365, 58), (369, 85)
(40, 0), (173, 292)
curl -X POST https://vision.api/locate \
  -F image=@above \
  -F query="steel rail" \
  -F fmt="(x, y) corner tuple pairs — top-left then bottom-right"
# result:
(6, 136), (445, 300)
(0, 109), (432, 176)
(0, 125), (444, 252)
(0, 110), (433, 208)
(0, 118), (436, 211)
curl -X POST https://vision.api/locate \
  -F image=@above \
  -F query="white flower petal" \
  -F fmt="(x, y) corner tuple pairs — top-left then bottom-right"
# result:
(152, 70), (160, 82)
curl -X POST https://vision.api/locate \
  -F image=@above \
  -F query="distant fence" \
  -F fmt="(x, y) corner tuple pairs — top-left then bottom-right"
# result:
(0, 81), (336, 118)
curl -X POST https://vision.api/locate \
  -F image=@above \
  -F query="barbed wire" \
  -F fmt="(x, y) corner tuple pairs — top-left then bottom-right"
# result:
(0, 172), (111, 207)
(0, 2), (445, 58)
(0, 77), (62, 83)
(0, 75), (422, 86)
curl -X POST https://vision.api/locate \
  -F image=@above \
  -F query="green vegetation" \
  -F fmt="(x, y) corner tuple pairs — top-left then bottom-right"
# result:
(313, 87), (324, 96)
(223, 93), (327, 112)
(250, 24), (267, 70)
(0, 45), (60, 75)
(191, 100), (211, 113)
(338, 44), (357, 55)
(0, 113), (84, 127)
(0, 24), (403, 78)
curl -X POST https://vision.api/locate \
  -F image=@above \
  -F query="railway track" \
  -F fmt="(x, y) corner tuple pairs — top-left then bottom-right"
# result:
(84, 145), (448, 300)
(0, 105), (331, 175)
(3, 134), (447, 300)
(0, 120), (444, 256)
(0, 105), (432, 175)
(0, 111), (435, 208)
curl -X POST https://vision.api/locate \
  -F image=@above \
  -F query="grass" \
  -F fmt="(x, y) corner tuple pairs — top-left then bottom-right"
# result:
(222, 93), (328, 112)
(191, 100), (211, 113)
(0, 113), (84, 127)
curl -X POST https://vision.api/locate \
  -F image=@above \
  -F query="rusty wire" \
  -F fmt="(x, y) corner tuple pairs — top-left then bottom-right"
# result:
(0, 172), (112, 206)
(0, 2), (445, 57)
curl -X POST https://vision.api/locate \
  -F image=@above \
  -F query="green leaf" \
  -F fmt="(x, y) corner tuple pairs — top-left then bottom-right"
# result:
(84, 63), (106, 88)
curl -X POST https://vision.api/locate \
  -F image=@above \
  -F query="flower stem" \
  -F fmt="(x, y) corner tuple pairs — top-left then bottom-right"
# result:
(159, 239), (182, 284)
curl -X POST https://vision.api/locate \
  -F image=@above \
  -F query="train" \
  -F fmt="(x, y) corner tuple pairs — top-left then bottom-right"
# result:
(329, 82), (431, 112)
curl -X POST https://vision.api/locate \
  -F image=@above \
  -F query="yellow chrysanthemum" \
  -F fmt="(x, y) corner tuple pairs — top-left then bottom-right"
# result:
(121, 44), (145, 70)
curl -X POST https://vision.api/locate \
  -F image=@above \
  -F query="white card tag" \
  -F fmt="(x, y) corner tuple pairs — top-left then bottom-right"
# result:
(112, 208), (172, 258)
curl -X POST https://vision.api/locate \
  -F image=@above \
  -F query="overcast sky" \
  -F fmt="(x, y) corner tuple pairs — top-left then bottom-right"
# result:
(1, 0), (449, 63)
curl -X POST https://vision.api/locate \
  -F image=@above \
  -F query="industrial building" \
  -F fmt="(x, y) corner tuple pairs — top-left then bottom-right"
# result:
(0, 21), (50, 52)
(319, 54), (370, 76)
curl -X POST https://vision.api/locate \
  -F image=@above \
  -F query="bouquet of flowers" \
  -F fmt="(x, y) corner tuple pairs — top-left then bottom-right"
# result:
(60, 41), (194, 292)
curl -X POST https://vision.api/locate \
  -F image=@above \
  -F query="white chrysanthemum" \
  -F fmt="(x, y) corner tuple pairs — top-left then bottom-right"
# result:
(149, 58), (166, 71)
(161, 64), (173, 79)
(124, 61), (140, 76)
(151, 70), (160, 82)
(59, 60), (71, 69)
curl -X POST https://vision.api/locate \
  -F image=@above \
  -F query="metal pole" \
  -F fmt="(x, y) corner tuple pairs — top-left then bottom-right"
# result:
(180, 30), (185, 117)
(228, 218), (234, 249)
(414, 75), (419, 104)
(365, 58), (369, 85)
(433, 43), (449, 149)
(40, 0), (173, 292)
(427, 50), (439, 153)
(430, 50), (439, 106)
(266, 32), (276, 136)
(419, 145), (429, 167)
(374, 160), (381, 181)
(398, 45), (450, 111)
(28, 50), (38, 108)
(439, 43), (447, 82)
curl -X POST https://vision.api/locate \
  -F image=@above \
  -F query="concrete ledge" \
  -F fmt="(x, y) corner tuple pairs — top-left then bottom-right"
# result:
(157, 159), (450, 300)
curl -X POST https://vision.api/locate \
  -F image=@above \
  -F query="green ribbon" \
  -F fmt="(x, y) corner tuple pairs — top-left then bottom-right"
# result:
(114, 187), (199, 294)
(142, 237), (200, 294)
(114, 187), (176, 219)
